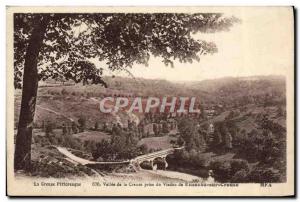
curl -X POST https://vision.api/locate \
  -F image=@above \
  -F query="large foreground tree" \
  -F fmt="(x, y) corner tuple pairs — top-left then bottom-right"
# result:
(14, 12), (239, 170)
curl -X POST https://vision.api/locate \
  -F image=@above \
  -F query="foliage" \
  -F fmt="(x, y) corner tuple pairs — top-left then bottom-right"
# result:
(138, 144), (149, 154)
(30, 157), (95, 178)
(209, 160), (231, 182)
(44, 121), (54, 136)
(62, 124), (67, 135)
(71, 122), (79, 134)
(247, 166), (282, 183)
(235, 128), (285, 165)
(231, 169), (249, 183)
(178, 118), (206, 151)
(60, 88), (68, 96)
(94, 121), (99, 130)
(92, 139), (113, 160)
(78, 116), (87, 132)
(92, 124), (142, 161)
(230, 159), (250, 176)
(169, 149), (209, 169)
(14, 13), (239, 88)
(209, 159), (250, 183)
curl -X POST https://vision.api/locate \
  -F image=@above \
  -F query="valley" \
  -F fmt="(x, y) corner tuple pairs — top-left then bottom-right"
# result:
(14, 75), (287, 183)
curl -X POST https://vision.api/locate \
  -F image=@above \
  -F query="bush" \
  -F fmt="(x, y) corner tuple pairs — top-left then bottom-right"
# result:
(230, 159), (250, 175)
(189, 149), (209, 167)
(44, 121), (54, 136)
(61, 88), (68, 96)
(61, 136), (83, 150)
(247, 167), (281, 183)
(139, 144), (149, 155)
(78, 116), (86, 132)
(169, 149), (209, 169)
(231, 169), (249, 183)
(209, 159), (250, 183)
(94, 121), (99, 130)
(209, 160), (231, 182)
(48, 136), (59, 145)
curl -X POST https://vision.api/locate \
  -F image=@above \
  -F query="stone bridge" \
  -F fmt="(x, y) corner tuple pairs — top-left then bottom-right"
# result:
(54, 146), (184, 170)
(131, 147), (184, 170)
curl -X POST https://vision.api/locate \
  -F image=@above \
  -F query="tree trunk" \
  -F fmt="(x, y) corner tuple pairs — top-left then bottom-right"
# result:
(14, 15), (49, 171)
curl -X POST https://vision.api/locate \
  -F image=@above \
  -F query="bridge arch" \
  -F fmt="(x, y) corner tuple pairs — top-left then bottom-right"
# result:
(136, 154), (172, 170)
(131, 147), (184, 170)
(153, 156), (168, 170)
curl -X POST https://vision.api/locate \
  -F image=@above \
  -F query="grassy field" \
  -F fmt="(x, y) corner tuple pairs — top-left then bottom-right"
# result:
(72, 131), (110, 143)
(137, 135), (177, 150)
(14, 87), (120, 129)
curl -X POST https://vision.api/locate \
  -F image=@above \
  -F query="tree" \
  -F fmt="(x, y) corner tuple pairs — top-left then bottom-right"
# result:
(178, 119), (195, 144)
(62, 123), (67, 135)
(14, 13), (239, 170)
(94, 121), (99, 131)
(178, 118), (206, 151)
(44, 121), (53, 137)
(71, 122), (79, 134)
(78, 116), (86, 132)
(153, 123), (159, 136)
(92, 139), (112, 160)
(162, 121), (169, 134)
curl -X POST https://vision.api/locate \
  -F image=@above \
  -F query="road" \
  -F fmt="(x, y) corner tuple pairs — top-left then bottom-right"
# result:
(55, 146), (130, 165)
(54, 146), (208, 182)
(36, 105), (74, 122)
(55, 146), (183, 166)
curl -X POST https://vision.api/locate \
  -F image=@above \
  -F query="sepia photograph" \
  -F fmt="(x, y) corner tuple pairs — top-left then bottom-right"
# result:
(6, 6), (294, 197)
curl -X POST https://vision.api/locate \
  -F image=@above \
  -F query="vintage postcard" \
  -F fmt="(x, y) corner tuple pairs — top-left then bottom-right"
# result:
(6, 6), (294, 196)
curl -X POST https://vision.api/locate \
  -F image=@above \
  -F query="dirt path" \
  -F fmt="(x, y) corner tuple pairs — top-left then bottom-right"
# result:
(55, 146), (130, 165)
(56, 147), (93, 165)
(55, 146), (207, 182)
(36, 105), (74, 122)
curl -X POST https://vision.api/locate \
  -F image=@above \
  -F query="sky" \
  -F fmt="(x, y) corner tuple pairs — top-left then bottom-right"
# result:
(96, 7), (294, 81)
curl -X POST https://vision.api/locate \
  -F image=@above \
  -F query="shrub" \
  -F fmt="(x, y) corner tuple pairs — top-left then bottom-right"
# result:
(61, 88), (68, 96)
(189, 149), (209, 167)
(139, 144), (149, 155)
(78, 116), (86, 132)
(60, 136), (82, 150)
(230, 159), (250, 175)
(209, 158), (251, 183)
(48, 136), (59, 145)
(231, 169), (249, 183)
(209, 160), (231, 182)
(45, 121), (54, 136)
(94, 121), (99, 130)
(247, 167), (281, 183)
(193, 153), (210, 167)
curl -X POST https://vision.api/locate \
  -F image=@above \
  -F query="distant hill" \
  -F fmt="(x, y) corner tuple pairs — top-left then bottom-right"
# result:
(14, 75), (286, 129)
(103, 75), (286, 106)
